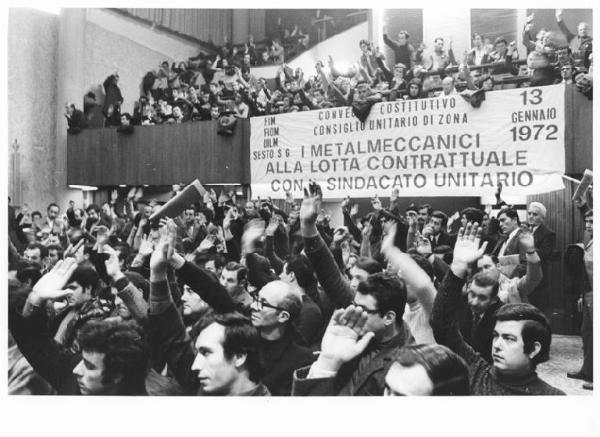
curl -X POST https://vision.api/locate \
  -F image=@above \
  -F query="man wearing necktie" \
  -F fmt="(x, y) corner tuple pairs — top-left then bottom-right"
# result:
(492, 209), (528, 278)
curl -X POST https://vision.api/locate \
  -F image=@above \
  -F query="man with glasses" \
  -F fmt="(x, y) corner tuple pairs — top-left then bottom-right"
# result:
(148, 222), (312, 395)
(249, 280), (314, 395)
(294, 187), (413, 395)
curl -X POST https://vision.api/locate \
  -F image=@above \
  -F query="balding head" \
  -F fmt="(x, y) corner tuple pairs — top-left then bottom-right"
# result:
(261, 280), (303, 321)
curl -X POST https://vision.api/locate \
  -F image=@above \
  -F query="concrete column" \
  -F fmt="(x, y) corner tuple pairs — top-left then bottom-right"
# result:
(55, 8), (87, 207)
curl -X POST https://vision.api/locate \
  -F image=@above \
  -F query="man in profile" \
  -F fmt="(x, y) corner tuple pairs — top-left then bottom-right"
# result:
(431, 224), (564, 395)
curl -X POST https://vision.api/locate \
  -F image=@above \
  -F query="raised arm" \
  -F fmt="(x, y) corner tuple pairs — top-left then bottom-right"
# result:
(9, 259), (81, 391)
(430, 224), (488, 366)
(300, 183), (354, 308)
(382, 224), (436, 317)
(513, 228), (543, 301)
(146, 221), (198, 392)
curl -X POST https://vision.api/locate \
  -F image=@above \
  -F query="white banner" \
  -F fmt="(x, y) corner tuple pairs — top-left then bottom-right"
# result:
(250, 84), (566, 199)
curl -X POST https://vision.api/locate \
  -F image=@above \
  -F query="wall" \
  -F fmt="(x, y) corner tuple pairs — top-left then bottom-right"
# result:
(82, 21), (185, 113)
(249, 22), (369, 81)
(7, 9), (59, 212)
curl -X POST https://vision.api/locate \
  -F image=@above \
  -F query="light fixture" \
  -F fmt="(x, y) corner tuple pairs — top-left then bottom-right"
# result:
(69, 185), (98, 191)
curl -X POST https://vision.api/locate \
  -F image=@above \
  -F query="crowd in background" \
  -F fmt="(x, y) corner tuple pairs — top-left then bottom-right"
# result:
(65, 9), (592, 133)
(8, 177), (594, 395)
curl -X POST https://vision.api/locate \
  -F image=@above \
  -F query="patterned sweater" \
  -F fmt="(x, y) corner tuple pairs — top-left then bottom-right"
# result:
(430, 270), (565, 395)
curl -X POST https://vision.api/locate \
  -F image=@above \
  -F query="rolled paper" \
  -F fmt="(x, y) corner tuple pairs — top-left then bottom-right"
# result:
(149, 179), (206, 222)
(572, 169), (593, 202)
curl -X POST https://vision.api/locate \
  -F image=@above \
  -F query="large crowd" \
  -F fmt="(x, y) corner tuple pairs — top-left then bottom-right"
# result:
(65, 10), (592, 133)
(8, 176), (594, 395)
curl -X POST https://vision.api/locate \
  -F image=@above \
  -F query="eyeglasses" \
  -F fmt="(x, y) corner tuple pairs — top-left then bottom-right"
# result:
(250, 292), (287, 312)
(352, 300), (380, 315)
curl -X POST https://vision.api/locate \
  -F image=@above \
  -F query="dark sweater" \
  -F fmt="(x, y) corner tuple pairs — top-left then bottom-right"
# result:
(430, 270), (565, 395)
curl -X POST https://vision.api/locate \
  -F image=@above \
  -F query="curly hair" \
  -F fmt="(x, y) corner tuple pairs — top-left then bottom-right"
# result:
(77, 319), (148, 395)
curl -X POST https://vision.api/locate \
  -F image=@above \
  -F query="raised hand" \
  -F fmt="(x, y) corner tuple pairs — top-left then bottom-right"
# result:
(416, 235), (433, 257)
(341, 195), (350, 210)
(138, 234), (154, 257)
(451, 223), (488, 278)
(371, 195), (382, 211)
(30, 258), (79, 306)
(350, 203), (359, 217)
(422, 224), (434, 238)
(555, 9), (563, 20)
(390, 188), (399, 204)
(265, 217), (279, 237)
(518, 225), (535, 252)
(242, 219), (265, 254)
(299, 183), (322, 226)
(361, 220), (373, 238)
(317, 306), (375, 372)
(134, 187), (144, 201)
(285, 191), (295, 206)
(127, 187), (136, 200)
(197, 235), (216, 253)
(381, 222), (397, 255)
(103, 246), (124, 280)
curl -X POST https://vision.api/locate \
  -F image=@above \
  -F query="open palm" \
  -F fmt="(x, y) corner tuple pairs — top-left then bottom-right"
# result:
(320, 307), (375, 365)
(32, 258), (78, 303)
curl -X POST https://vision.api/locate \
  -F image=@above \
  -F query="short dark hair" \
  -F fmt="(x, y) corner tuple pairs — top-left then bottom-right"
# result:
(47, 203), (60, 213)
(77, 319), (148, 395)
(46, 244), (64, 259)
(223, 262), (247, 284)
(357, 272), (407, 321)
(495, 303), (552, 366)
(390, 344), (470, 395)
(16, 262), (42, 286)
(460, 207), (484, 225)
(26, 242), (49, 259)
(68, 265), (100, 294)
(418, 204), (432, 215)
(285, 255), (316, 289)
(193, 312), (264, 383)
(86, 204), (101, 214)
(431, 210), (448, 227)
(498, 208), (520, 225)
(494, 37), (508, 46)
(31, 211), (43, 220)
(470, 270), (500, 298)
(354, 257), (383, 274)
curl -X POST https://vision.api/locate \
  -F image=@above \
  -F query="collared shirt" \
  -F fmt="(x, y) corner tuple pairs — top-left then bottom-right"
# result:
(499, 227), (520, 256)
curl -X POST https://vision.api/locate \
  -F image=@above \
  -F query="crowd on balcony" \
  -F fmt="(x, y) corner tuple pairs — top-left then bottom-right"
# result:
(66, 10), (592, 134)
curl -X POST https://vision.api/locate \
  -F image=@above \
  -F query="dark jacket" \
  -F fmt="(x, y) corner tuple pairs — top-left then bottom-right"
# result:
(491, 229), (527, 278)
(457, 297), (503, 363)
(528, 223), (556, 310)
(9, 304), (149, 395)
(291, 327), (414, 396)
(261, 328), (315, 396)
(431, 270), (564, 395)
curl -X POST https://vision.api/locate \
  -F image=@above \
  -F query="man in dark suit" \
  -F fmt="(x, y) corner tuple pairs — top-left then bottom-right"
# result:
(456, 270), (503, 363)
(426, 210), (456, 250)
(491, 208), (528, 278)
(526, 202), (556, 312)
